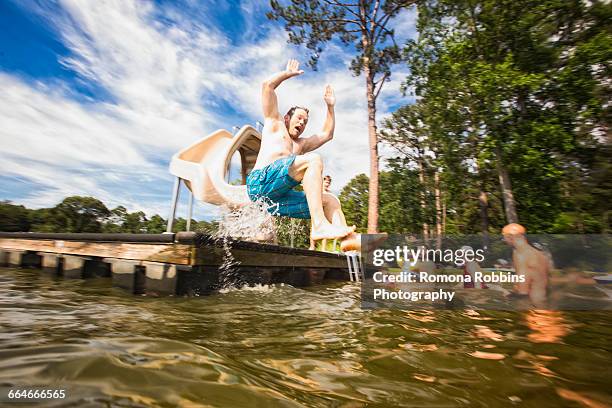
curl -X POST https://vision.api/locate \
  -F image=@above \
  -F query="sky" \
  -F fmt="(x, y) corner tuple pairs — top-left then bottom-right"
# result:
(0, 0), (417, 221)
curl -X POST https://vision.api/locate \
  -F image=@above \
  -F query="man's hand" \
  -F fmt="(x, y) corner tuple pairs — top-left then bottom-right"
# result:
(285, 59), (304, 79)
(262, 59), (304, 120)
(298, 84), (336, 153)
(323, 84), (335, 107)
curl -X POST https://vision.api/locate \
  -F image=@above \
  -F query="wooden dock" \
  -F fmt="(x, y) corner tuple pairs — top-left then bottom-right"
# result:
(0, 232), (351, 296)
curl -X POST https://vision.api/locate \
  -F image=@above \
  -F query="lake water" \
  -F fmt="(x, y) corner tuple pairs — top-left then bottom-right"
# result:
(1, 267), (610, 407)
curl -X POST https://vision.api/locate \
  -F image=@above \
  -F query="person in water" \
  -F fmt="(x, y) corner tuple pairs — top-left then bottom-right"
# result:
(246, 59), (355, 241)
(502, 223), (549, 306)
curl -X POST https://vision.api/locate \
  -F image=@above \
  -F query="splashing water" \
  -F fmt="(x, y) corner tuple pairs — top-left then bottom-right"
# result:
(216, 199), (278, 243)
(210, 199), (280, 289)
(216, 235), (243, 289)
(205, 199), (311, 289)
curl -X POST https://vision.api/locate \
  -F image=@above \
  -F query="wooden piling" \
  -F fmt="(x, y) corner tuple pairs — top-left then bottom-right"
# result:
(39, 252), (62, 274)
(62, 255), (89, 279)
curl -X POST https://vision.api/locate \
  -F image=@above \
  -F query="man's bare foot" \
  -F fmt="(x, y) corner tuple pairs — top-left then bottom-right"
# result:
(340, 232), (389, 253)
(311, 222), (355, 241)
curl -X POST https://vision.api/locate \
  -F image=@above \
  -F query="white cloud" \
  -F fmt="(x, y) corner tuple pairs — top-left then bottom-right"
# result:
(393, 6), (419, 44)
(0, 0), (415, 216)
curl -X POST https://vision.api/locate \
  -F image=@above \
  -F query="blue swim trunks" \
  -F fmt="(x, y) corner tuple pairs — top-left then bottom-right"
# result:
(246, 155), (310, 219)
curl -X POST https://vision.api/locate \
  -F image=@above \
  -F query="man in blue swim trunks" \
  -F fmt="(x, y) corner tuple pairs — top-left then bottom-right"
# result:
(246, 59), (356, 241)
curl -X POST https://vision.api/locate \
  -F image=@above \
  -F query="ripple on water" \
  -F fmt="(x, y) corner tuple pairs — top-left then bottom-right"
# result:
(0, 268), (611, 407)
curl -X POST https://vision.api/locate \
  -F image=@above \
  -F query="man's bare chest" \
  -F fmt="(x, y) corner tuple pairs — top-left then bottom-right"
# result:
(263, 128), (301, 154)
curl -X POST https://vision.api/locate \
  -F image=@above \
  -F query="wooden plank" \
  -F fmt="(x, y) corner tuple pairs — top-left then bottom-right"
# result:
(193, 245), (347, 268)
(0, 238), (346, 268)
(0, 232), (175, 243)
(0, 238), (194, 265)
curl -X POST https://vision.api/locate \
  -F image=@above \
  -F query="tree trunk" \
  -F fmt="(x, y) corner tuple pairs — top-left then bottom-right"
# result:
(495, 146), (518, 224)
(364, 66), (379, 233)
(479, 189), (490, 248)
(435, 171), (442, 249)
(418, 158), (429, 242)
(442, 193), (447, 235)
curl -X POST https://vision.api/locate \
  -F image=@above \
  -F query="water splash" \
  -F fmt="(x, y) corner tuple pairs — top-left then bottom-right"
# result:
(204, 199), (311, 290)
(210, 199), (279, 289)
(216, 199), (278, 243)
(216, 235), (243, 289)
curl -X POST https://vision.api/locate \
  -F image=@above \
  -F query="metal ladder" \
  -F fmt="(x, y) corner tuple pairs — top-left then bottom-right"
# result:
(346, 251), (364, 282)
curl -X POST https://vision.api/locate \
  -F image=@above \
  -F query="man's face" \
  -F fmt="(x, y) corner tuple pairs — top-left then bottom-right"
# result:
(285, 108), (309, 139)
(323, 178), (331, 190)
(503, 234), (516, 247)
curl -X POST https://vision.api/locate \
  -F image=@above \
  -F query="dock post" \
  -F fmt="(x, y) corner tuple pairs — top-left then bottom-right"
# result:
(6, 250), (25, 267)
(0, 249), (9, 267)
(166, 177), (181, 233)
(186, 191), (193, 231)
(143, 261), (178, 296)
(104, 258), (143, 293)
(62, 255), (90, 279)
(39, 252), (62, 274)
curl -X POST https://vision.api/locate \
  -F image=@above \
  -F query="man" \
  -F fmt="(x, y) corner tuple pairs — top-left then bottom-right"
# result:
(246, 59), (355, 241)
(502, 223), (549, 305)
(323, 175), (332, 192)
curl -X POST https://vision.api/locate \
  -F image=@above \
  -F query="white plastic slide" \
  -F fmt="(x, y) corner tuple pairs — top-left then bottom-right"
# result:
(169, 125), (262, 207)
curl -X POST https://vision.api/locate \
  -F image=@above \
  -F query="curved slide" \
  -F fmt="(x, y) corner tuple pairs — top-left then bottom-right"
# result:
(169, 125), (261, 207)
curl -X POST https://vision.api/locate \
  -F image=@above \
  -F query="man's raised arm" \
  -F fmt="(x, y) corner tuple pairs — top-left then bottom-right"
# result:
(299, 85), (336, 153)
(262, 59), (304, 120)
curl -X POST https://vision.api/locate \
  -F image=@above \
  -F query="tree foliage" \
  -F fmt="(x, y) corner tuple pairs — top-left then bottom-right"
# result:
(339, 165), (423, 234)
(0, 197), (217, 234)
(377, 0), (611, 234)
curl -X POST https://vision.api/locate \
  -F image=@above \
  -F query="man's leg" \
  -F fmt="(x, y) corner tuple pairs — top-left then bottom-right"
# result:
(309, 220), (316, 250)
(311, 195), (343, 250)
(289, 153), (354, 240)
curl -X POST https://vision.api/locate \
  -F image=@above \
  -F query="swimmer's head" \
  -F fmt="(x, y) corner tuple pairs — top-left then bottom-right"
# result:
(502, 223), (526, 246)
(284, 106), (309, 139)
(502, 223), (526, 235)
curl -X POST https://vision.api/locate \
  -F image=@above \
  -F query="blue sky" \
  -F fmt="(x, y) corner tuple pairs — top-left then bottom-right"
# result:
(0, 0), (416, 221)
